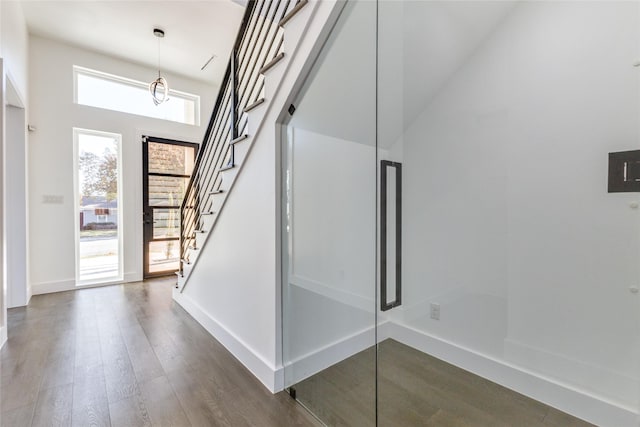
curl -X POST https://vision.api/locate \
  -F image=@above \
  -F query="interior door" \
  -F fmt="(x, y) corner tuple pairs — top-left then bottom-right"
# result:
(143, 136), (197, 278)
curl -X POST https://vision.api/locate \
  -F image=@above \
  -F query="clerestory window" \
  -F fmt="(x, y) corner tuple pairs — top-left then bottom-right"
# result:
(73, 65), (200, 125)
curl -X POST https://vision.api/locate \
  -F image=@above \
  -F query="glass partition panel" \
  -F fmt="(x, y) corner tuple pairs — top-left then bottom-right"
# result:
(282, 1), (378, 424)
(148, 241), (179, 274)
(377, 1), (640, 426)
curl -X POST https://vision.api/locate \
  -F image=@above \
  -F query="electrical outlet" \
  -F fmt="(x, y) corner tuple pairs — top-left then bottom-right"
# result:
(430, 303), (440, 320)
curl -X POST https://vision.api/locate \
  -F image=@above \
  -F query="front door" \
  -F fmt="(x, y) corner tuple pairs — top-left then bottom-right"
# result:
(143, 136), (197, 278)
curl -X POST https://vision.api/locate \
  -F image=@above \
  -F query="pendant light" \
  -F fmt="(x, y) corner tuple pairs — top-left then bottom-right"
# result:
(150, 28), (169, 106)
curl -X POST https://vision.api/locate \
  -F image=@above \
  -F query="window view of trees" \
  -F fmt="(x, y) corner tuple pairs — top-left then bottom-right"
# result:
(76, 130), (121, 283)
(79, 149), (118, 203)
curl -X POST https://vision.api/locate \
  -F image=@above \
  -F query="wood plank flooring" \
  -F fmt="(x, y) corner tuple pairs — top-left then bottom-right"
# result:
(1, 277), (597, 427)
(293, 340), (596, 427)
(0, 278), (319, 427)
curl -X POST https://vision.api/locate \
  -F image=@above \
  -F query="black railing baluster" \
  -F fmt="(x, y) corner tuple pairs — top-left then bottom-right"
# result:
(179, 0), (300, 279)
(230, 46), (239, 168)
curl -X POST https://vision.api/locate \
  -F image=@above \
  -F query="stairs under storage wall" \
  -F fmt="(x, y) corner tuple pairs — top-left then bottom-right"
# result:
(176, 0), (312, 291)
(171, 0), (344, 392)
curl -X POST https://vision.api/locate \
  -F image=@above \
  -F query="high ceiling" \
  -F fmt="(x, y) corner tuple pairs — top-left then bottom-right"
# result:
(292, 1), (517, 148)
(20, 0), (246, 87)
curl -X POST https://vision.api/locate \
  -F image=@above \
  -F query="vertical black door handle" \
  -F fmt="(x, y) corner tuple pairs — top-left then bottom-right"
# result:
(380, 160), (402, 312)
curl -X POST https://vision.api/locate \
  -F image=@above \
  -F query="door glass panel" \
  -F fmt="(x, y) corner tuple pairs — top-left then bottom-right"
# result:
(153, 209), (180, 239)
(148, 176), (189, 206)
(144, 137), (197, 278)
(377, 1), (640, 426)
(282, 1), (377, 425)
(75, 128), (123, 285)
(148, 142), (196, 175)
(148, 240), (179, 273)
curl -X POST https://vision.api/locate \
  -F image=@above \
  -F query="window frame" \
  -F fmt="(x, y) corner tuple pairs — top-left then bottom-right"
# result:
(73, 65), (201, 126)
(73, 127), (125, 286)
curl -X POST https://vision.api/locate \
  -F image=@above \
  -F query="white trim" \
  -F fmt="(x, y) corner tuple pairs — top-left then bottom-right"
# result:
(276, 311), (637, 425)
(388, 322), (638, 427)
(4, 80), (28, 308)
(31, 272), (138, 295)
(73, 128), (124, 287)
(0, 325), (7, 349)
(290, 275), (373, 313)
(504, 337), (638, 412)
(282, 320), (391, 389)
(173, 288), (282, 392)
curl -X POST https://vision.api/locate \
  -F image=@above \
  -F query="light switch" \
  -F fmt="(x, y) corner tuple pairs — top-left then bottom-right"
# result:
(42, 195), (64, 204)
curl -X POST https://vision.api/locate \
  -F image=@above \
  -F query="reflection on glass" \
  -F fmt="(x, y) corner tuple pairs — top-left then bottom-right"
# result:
(145, 140), (195, 277)
(282, 1), (378, 424)
(153, 209), (180, 239)
(76, 129), (122, 284)
(148, 142), (195, 175)
(283, 0), (640, 425)
(148, 241), (179, 273)
(148, 176), (189, 206)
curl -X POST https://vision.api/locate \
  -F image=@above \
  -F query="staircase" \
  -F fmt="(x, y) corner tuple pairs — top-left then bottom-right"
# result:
(176, 0), (309, 290)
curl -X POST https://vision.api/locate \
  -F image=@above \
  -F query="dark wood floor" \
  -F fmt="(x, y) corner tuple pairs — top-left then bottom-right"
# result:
(294, 340), (596, 427)
(1, 278), (597, 427)
(0, 278), (320, 427)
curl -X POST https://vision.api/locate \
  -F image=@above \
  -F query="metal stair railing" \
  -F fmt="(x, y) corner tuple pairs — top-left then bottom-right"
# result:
(179, 0), (304, 278)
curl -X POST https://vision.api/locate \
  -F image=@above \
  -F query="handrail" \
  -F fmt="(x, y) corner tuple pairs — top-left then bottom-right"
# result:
(179, 0), (302, 277)
(179, 1), (256, 216)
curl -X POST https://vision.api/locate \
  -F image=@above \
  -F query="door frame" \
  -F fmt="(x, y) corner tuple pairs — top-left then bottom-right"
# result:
(142, 135), (198, 278)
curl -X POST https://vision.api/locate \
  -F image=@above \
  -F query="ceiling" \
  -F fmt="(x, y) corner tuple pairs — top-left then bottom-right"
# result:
(20, 0), (246, 87)
(292, 1), (517, 148)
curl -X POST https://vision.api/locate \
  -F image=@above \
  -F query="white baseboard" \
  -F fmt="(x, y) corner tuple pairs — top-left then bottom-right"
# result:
(283, 323), (382, 388)
(172, 289), (282, 392)
(504, 337), (637, 413)
(32, 279), (76, 294)
(388, 322), (638, 427)
(31, 272), (140, 295)
(290, 275), (373, 313)
(0, 325), (7, 349)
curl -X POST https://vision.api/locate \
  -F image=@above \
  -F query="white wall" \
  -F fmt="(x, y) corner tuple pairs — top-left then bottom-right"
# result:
(288, 129), (376, 310)
(2, 1), (28, 100)
(279, 1), (380, 385)
(28, 36), (216, 293)
(285, 127), (376, 359)
(1, 0), (29, 345)
(399, 0), (640, 416)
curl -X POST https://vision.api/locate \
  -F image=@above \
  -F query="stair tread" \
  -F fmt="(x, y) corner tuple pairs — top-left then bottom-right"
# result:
(260, 52), (285, 75)
(243, 98), (265, 113)
(230, 134), (249, 145)
(280, 0), (308, 27)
